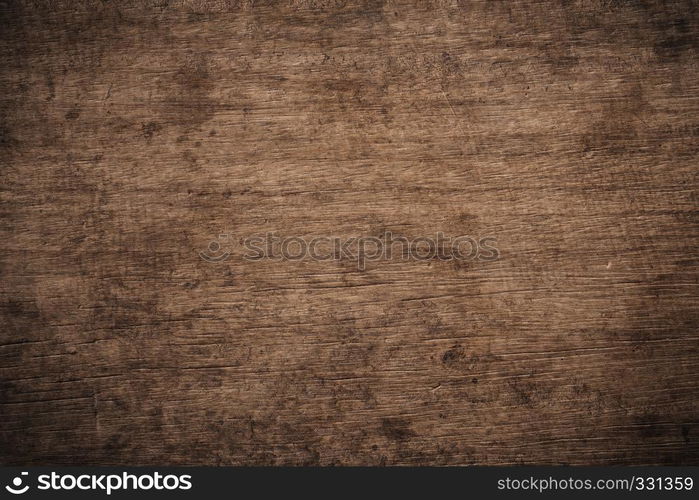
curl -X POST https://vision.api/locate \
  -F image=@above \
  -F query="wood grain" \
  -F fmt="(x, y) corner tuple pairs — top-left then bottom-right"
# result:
(1, 0), (698, 465)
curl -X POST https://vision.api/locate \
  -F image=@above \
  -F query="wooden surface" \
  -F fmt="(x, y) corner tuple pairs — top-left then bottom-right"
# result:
(1, 0), (698, 465)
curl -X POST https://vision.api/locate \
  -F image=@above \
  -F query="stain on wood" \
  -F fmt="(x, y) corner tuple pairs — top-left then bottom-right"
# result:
(1, 0), (698, 465)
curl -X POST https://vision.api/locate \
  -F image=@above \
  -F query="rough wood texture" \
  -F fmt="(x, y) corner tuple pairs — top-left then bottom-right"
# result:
(1, 0), (698, 465)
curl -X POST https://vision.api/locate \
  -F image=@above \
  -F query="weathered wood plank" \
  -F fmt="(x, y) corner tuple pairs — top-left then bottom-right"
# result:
(0, 0), (698, 465)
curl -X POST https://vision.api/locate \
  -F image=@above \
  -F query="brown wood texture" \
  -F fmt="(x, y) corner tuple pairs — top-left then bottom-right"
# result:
(1, 0), (698, 466)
